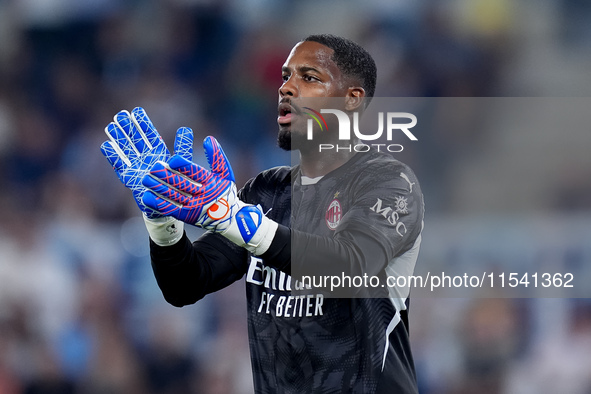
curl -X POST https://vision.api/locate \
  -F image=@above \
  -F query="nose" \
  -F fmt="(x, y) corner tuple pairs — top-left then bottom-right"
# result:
(279, 76), (297, 98)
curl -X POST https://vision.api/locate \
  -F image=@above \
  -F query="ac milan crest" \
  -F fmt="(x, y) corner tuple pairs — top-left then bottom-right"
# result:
(325, 198), (342, 230)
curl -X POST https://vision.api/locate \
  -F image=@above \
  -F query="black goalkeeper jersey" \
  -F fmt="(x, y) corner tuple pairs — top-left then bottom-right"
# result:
(150, 151), (424, 394)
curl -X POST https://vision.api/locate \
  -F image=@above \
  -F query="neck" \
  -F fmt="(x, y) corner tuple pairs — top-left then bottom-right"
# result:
(298, 146), (356, 178)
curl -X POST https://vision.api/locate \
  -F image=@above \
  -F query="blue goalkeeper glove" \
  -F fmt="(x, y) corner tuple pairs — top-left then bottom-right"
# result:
(142, 136), (278, 255)
(100, 107), (193, 245)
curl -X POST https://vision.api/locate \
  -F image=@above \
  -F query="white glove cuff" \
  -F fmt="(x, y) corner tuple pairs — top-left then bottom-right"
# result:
(143, 215), (184, 246)
(220, 212), (279, 256)
(247, 217), (278, 256)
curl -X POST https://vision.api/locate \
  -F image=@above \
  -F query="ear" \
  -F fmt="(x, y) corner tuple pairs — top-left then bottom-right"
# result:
(345, 86), (366, 111)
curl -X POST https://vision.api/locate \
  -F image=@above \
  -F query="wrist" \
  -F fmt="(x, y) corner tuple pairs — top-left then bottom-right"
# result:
(245, 216), (278, 255)
(143, 215), (184, 246)
(219, 203), (278, 255)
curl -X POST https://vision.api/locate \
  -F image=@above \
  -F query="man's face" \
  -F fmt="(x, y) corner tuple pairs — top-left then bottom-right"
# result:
(277, 41), (349, 151)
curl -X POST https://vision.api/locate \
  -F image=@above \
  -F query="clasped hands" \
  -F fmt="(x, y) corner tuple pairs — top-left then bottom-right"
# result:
(100, 107), (276, 254)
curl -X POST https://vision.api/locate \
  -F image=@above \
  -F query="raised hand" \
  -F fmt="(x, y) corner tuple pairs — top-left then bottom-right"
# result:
(142, 136), (237, 228)
(143, 137), (278, 254)
(100, 107), (193, 218)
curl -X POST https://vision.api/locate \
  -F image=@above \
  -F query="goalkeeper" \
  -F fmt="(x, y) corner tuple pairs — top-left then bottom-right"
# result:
(101, 34), (424, 394)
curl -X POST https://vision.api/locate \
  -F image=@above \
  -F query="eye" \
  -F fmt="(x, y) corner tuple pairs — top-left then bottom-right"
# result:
(282, 74), (290, 82)
(303, 74), (318, 82)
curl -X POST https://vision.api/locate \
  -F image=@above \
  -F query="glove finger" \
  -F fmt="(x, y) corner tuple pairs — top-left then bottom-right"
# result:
(167, 155), (213, 185)
(149, 161), (204, 196)
(131, 107), (167, 154)
(168, 156), (231, 204)
(174, 127), (193, 161)
(203, 136), (235, 182)
(142, 190), (181, 217)
(114, 109), (149, 155)
(142, 172), (194, 205)
(104, 122), (136, 163)
(112, 110), (142, 155)
(100, 140), (126, 170)
(166, 154), (233, 210)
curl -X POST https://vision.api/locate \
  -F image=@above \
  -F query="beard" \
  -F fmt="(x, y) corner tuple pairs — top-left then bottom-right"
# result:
(277, 126), (309, 151)
(277, 127), (291, 151)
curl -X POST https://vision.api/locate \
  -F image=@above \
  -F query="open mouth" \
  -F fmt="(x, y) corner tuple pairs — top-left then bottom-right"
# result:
(277, 102), (293, 125)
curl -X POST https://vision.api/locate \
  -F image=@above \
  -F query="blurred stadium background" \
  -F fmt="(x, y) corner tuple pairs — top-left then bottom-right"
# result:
(0, 0), (590, 393)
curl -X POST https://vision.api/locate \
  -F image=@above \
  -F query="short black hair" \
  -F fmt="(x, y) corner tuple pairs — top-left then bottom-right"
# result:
(304, 34), (377, 101)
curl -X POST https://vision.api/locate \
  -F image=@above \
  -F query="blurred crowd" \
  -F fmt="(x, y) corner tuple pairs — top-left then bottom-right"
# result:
(0, 0), (590, 393)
